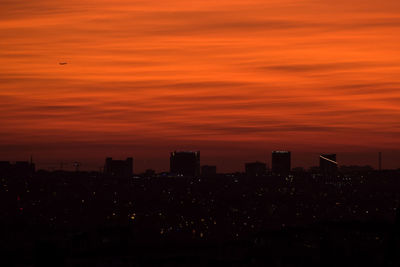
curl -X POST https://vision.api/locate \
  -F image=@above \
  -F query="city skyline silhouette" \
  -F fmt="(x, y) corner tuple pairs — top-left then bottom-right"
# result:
(1, 149), (398, 173)
(1, 0), (400, 266)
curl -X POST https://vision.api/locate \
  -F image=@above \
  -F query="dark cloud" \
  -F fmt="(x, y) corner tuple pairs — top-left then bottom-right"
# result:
(257, 62), (383, 73)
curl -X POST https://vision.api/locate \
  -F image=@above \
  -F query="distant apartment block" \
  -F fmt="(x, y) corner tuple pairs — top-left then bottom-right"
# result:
(104, 157), (133, 178)
(170, 151), (200, 177)
(0, 160), (35, 177)
(245, 161), (267, 177)
(272, 151), (291, 175)
(320, 154), (338, 180)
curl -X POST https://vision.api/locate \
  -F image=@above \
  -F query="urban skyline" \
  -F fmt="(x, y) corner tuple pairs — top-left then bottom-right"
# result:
(1, 150), (396, 173)
(2, 1), (400, 265)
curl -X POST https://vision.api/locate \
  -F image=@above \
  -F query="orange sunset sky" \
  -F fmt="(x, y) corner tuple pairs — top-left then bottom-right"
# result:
(1, 0), (400, 172)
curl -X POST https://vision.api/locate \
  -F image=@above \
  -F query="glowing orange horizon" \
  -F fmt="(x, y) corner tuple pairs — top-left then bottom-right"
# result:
(1, 0), (400, 171)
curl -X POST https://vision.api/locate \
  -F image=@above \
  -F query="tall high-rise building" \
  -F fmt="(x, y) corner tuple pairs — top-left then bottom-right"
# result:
(271, 151), (291, 175)
(319, 154), (338, 180)
(170, 151), (200, 177)
(104, 157), (133, 178)
(245, 161), (267, 177)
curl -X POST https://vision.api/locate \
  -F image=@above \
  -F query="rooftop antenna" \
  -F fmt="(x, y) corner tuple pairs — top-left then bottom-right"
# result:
(379, 152), (382, 171)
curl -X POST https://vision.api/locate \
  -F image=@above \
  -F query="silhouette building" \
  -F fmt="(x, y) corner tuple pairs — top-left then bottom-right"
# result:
(170, 151), (200, 177)
(271, 151), (291, 175)
(0, 161), (11, 175)
(245, 161), (267, 177)
(0, 160), (35, 177)
(319, 154), (338, 180)
(201, 165), (217, 177)
(144, 169), (156, 177)
(104, 157), (133, 178)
